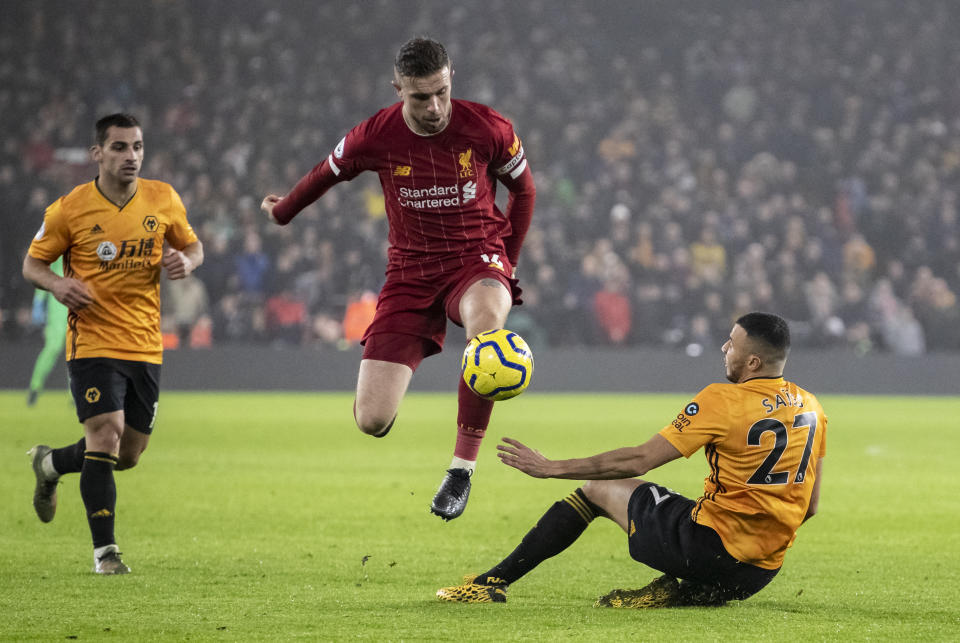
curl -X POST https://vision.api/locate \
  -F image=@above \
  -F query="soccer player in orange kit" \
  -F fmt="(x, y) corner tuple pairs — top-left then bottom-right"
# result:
(438, 312), (826, 607)
(25, 113), (203, 574)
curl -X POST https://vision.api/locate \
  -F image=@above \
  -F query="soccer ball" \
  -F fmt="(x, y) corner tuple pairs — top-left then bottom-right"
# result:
(461, 329), (534, 401)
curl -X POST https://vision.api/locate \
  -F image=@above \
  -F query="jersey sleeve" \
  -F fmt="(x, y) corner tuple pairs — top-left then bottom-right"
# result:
(272, 120), (375, 225)
(658, 384), (731, 458)
(488, 119), (529, 184)
(27, 199), (70, 263)
(485, 115), (535, 266)
(326, 122), (376, 182)
(164, 187), (199, 249)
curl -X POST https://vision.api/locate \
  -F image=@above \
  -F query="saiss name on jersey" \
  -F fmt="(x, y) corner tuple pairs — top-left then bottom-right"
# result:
(327, 99), (527, 276)
(28, 178), (198, 364)
(659, 376), (828, 569)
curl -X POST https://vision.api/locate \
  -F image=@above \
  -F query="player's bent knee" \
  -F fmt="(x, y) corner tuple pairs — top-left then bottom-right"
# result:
(580, 480), (608, 505)
(582, 479), (640, 513)
(115, 454), (140, 471)
(85, 429), (123, 454)
(116, 445), (147, 471)
(354, 410), (394, 437)
(355, 420), (384, 436)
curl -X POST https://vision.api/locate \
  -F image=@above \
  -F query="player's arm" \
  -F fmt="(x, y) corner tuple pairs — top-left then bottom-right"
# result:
(497, 433), (682, 480)
(500, 164), (535, 269)
(22, 254), (93, 310)
(489, 123), (535, 268)
(264, 122), (373, 225)
(802, 457), (824, 523)
(261, 158), (339, 225)
(262, 158), (341, 226)
(162, 240), (204, 280)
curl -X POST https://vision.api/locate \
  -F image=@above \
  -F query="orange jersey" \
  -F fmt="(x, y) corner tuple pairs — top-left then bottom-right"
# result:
(659, 377), (827, 569)
(28, 178), (198, 363)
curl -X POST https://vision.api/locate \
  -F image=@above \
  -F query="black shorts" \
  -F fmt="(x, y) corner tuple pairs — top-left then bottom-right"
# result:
(67, 358), (161, 434)
(627, 482), (779, 601)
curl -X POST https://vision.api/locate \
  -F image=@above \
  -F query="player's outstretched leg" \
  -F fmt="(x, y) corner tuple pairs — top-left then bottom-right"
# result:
(430, 380), (492, 520)
(28, 445), (59, 522)
(437, 489), (600, 603)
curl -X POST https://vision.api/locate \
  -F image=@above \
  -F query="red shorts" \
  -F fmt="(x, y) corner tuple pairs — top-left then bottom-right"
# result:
(362, 257), (522, 370)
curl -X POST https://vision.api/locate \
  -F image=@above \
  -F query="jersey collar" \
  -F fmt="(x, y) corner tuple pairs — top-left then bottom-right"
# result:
(740, 375), (785, 384)
(94, 176), (139, 211)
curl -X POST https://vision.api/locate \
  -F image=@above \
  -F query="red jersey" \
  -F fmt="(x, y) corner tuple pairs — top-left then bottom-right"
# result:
(272, 100), (534, 280)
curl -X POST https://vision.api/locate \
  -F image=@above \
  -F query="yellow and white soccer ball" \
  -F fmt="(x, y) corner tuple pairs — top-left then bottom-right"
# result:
(461, 329), (534, 401)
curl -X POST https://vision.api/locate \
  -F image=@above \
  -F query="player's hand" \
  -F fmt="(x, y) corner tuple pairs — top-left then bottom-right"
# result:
(260, 194), (283, 224)
(51, 277), (93, 310)
(162, 245), (193, 280)
(497, 437), (554, 478)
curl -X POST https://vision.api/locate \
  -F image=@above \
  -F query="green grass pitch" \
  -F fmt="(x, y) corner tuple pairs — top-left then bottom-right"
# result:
(2, 389), (958, 641)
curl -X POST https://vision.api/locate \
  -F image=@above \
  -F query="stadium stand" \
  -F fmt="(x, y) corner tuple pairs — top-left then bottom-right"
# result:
(1, 1), (958, 353)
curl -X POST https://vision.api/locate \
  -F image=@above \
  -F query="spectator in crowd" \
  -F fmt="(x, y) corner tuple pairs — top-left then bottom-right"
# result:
(689, 227), (726, 286)
(909, 270), (960, 351)
(234, 229), (270, 298)
(2, 1), (960, 356)
(161, 273), (210, 348)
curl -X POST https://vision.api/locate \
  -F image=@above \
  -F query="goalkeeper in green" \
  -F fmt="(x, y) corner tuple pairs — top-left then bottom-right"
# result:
(27, 256), (68, 406)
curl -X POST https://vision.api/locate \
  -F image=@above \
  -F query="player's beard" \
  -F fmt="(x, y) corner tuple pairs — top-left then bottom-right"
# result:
(724, 357), (739, 383)
(415, 105), (450, 135)
(418, 115), (446, 134)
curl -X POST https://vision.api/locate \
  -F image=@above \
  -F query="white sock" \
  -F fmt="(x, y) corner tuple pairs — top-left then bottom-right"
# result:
(41, 453), (59, 479)
(450, 457), (476, 474)
(94, 544), (118, 562)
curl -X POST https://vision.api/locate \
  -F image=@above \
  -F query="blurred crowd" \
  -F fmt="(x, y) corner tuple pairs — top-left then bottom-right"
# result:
(2, 0), (958, 354)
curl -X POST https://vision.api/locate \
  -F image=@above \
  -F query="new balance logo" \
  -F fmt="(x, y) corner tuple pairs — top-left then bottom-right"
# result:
(90, 224), (104, 234)
(462, 180), (477, 203)
(394, 165), (412, 176)
(90, 509), (113, 519)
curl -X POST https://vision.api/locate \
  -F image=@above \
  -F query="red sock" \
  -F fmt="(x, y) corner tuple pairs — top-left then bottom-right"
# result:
(454, 378), (494, 461)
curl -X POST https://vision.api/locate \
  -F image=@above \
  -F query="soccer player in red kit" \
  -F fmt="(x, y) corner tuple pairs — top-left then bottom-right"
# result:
(261, 37), (535, 520)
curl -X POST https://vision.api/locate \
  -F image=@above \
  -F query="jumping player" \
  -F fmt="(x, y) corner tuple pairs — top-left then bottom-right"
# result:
(438, 312), (827, 606)
(261, 37), (535, 520)
(24, 113), (203, 574)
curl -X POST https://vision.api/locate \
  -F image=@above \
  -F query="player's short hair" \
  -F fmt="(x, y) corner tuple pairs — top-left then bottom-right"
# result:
(736, 312), (791, 362)
(394, 37), (449, 78)
(95, 113), (141, 145)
